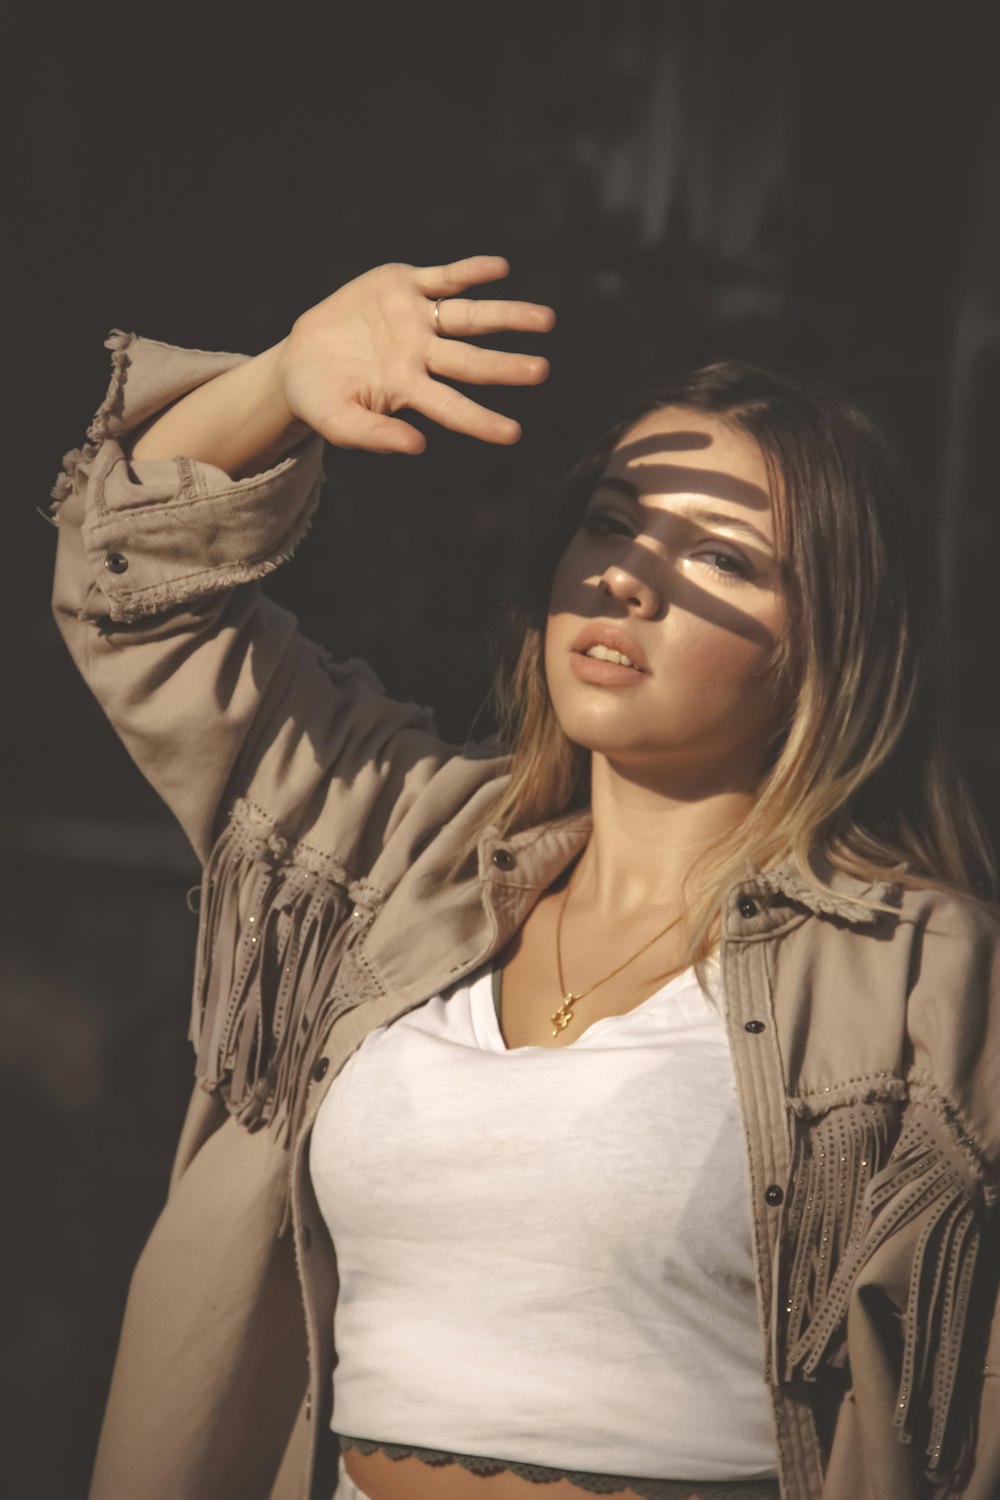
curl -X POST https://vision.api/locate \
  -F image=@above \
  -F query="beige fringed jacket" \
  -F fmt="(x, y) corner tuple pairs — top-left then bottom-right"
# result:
(47, 333), (1000, 1500)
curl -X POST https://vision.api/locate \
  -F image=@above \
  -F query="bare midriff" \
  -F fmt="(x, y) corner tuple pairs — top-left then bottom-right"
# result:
(341, 1447), (703, 1500)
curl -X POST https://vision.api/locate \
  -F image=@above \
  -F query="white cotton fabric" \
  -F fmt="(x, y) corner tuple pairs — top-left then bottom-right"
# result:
(309, 955), (779, 1482)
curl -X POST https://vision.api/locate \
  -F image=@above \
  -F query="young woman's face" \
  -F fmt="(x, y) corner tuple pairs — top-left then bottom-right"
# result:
(545, 405), (790, 787)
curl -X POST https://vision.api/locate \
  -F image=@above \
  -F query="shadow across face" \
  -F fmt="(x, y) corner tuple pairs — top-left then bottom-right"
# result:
(559, 423), (784, 653)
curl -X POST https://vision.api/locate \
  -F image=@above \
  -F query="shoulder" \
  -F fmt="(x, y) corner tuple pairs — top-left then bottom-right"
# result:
(895, 878), (1000, 944)
(895, 882), (1000, 1181)
(778, 875), (1000, 1180)
(896, 883), (1000, 1037)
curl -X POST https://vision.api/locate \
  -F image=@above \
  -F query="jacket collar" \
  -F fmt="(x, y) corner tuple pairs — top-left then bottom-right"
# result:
(753, 856), (903, 925)
(484, 808), (903, 927)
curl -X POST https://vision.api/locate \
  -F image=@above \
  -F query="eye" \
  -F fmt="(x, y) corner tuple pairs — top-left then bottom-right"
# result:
(697, 548), (753, 584)
(580, 511), (633, 539)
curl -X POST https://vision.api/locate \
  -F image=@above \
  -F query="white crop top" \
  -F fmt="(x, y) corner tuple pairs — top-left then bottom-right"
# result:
(308, 957), (779, 1483)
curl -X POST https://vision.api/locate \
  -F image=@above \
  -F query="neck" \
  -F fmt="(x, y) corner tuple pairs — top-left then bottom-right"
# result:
(573, 751), (760, 919)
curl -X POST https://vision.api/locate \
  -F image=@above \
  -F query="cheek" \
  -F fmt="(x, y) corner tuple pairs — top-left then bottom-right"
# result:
(671, 614), (767, 685)
(670, 611), (787, 728)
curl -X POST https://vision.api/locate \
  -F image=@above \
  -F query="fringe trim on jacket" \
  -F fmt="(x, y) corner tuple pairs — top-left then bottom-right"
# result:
(186, 801), (993, 1488)
(189, 798), (384, 1154)
(773, 1099), (988, 1486)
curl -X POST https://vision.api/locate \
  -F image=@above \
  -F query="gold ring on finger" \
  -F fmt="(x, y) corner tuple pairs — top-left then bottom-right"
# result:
(433, 297), (445, 332)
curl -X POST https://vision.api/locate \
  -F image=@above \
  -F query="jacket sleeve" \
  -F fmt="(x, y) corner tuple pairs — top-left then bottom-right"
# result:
(834, 1099), (998, 1499)
(779, 893), (1000, 1498)
(48, 330), (454, 872)
(895, 892), (1000, 1500)
(49, 332), (486, 1150)
(818, 894), (1000, 1499)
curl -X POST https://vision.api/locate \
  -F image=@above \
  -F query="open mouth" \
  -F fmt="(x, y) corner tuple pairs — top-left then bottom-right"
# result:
(570, 623), (650, 673)
(577, 644), (646, 672)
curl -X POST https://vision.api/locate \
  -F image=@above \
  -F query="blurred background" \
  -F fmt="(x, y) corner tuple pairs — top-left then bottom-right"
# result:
(5, 2), (999, 1493)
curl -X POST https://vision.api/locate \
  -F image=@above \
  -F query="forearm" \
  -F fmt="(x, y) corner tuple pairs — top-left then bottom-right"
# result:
(130, 337), (312, 479)
(50, 331), (327, 860)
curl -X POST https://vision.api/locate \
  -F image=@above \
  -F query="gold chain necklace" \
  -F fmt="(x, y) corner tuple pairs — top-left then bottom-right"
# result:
(551, 864), (685, 1037)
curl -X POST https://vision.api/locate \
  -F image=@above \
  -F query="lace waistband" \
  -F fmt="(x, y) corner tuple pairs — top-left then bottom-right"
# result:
(335, 1434), (781, 1499)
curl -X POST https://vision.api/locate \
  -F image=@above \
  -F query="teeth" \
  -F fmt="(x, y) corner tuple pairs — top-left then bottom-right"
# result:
(584, 644), (637, 668)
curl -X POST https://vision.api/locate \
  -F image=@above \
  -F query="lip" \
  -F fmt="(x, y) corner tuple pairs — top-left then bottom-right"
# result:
(570, 621), (651, 674)
(569, 652), (648, 688)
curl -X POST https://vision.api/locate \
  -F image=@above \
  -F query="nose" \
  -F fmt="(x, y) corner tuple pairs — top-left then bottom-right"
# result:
(598, 561), (661, 616)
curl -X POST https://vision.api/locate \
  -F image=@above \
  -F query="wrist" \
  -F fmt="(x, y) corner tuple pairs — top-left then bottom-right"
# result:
(131, 336), (314, 478)
(253, 337), (305, 439)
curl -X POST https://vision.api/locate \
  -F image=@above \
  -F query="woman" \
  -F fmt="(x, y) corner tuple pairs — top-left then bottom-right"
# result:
(48, 257), (1000, 1500)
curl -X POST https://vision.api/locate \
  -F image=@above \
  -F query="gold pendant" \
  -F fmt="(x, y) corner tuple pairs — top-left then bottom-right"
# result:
(551, 994), (578, 1036)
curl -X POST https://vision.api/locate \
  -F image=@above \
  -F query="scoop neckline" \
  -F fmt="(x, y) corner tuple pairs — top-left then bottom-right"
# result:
(469, 961), (712, 1054)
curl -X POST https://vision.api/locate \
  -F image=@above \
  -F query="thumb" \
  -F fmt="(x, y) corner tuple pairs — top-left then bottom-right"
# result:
(322, 399), (427, 455)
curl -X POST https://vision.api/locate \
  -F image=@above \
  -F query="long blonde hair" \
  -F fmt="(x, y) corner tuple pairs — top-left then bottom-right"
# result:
(452, 360), (998, 962)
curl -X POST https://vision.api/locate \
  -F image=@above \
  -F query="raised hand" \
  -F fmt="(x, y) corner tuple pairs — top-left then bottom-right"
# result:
(274, 255), (555, 454)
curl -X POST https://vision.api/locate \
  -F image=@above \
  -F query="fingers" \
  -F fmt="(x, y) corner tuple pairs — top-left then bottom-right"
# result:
(412, 255), (511, 297)
(390, 256), (554, 444)
(434, 296), (557, 338)
(409, 375), (521, 445)
(325, 401), (427, 455)
(426, 339), (550, 388)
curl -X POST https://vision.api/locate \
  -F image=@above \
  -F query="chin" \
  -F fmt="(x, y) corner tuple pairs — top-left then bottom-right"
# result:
(551, 710), (660, 762)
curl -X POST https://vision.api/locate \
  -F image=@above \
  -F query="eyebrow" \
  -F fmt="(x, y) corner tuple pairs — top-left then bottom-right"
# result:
(591, 476), (774, 551)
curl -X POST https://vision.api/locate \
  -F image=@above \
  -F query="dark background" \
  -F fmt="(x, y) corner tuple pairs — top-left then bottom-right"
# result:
(5, 4), (999, 1494)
